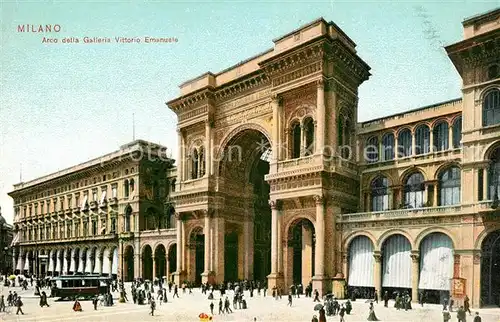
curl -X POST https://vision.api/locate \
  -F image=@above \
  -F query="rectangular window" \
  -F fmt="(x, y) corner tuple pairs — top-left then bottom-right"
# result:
(67, 196), (72, 209)
(34, 204), (38, 215)
(75, 195), (80, 208)
(83, 221), (88, 237)
(60, 199), (64, 211)
(92, 220), (97, 235)
(112, 185), (117, 198)
(100, 187), (107, 204)
(92, 190), (98, 202)
(29, 206), (32, 216)
(75, 223), (80, 237)
(41, 203), (44, 214)
(67, 223), (72, 238)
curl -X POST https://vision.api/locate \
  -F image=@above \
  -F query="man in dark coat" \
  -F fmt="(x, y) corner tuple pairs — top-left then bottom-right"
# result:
(383, 291), (389, 307)
(456, 306), (466, 322)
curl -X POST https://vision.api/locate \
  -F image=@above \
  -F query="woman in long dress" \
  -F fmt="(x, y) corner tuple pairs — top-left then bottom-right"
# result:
(73, 299), (82, 312)
(367, 302), (379, 321)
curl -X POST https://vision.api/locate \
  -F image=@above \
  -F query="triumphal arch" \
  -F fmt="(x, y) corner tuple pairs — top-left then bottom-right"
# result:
(167, 19), (370, 294)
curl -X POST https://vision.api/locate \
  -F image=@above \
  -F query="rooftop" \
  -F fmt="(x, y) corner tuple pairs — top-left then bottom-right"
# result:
(9, 140), (170, 193)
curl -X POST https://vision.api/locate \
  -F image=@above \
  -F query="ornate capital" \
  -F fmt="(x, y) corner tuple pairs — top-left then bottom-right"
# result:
(410, 251), (419, 263)
(203, 209), (214, 218)
(473, 251), (481, 265)
(316, 78), (324, 90)
(313, 194), (324, 205)
(271, 94), (282, 106)
(373, 251), (382, 263)
(268, 200), (282, 210)
(341, 251), (349, 263)
(175, 212), (184, 221)
(454, 254), (461, 264)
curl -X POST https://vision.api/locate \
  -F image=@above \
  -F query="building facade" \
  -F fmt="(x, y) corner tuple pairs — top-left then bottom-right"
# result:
(0, 209), (14, 275)
(8, 140), (178, 282)
(166, 9), (500, 308)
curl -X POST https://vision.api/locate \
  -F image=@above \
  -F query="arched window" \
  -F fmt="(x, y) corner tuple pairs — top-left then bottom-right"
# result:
(129, 179), (135, 193)
(404, 172), (425, 208)
(452, 117), (462, 149)
(191, 149), (199, 179)
(488, 147), (500, 201)
(439, 166), (461, 206)
(433, 121), (449, 152)
(381, 133), (395, 161)
(366, 136), (379, 163)
(483, 88), (500, 127)
(398, 129), (412, 158)
(199, 147), (205, 177)
(304, 117), (315, 156)
(371, 176), (389, 211)
(124, 180), (130, 198)
(124, 206), (132, 232)
(291, 122), (301, 159)
(415, 125), (430, 155)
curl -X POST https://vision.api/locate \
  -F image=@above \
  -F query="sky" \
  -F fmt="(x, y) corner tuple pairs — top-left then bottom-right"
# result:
(0, 0), (498, 224)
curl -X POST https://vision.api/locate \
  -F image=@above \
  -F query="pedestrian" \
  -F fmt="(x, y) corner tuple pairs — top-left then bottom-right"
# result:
(40, 291), (50, 307)
(15, 296), (24, 315)
(339, 304), (346, 322)
(0, 295), (5, 312)
(313, 289), (320, 302)
(150, 298), (156, 316)
(311, 315), (319, 322)
(473, 312), (481, 322)
(319, 306), (326, 322)
(93, 295), (98, 310)
(173, 285), (179, 298)
(383, 291), (389, 307)
(288, 292), (293, 306)
(457, 306), (466, 322)
(210, 301), (214, 315)
(367, 302), (379, 321)
(464, 295), (471, 315)
(218, 298), (224, 314)
(374, 290), (378, 304)
(443, 309), (451, 322)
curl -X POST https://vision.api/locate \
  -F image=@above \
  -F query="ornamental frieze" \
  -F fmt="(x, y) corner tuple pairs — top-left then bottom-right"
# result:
(272, 61), (322, 87)
(328, 78), (357, 106)
(339, 214), (462, 230)
(215, 102), (272, 128)
(216, 87), (271, 114)
(179, 105), (208, 122)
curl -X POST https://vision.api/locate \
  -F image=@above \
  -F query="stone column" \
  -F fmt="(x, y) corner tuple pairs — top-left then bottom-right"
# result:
(205, 120), (211, 177)
(173, 213), (184, 285)
(429, 129), (434, 153)
(411, 131), (416, 156)
(300, 124), (306, 157)
(411, 251), (420, 303)
(268, 200), (284, 291)
(177, 130), (183, 182)
(316, 79), (325, 155)
(201, 210), (211, 283)
(271, 95), (280, 164)
(472, 251), (481, 308)
(152, 256), (156, 279)
(312, 194), (326, 295)
(373, 251), (382, 301)
(483, 168), (488, 200)
(214, 216), (225, 283)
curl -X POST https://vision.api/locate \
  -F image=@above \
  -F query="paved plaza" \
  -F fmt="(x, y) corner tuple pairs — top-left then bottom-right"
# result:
(1, 284), (500, 322)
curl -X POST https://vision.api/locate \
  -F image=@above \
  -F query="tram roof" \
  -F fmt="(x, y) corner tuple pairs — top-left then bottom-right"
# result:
(52, 274), (111, 280)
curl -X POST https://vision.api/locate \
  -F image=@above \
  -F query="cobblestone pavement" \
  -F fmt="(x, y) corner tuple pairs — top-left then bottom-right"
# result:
(1, 283), (500, 321)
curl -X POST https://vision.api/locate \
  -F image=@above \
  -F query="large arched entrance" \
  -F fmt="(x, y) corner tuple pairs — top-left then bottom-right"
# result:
(168, 243), (177, 281)
(481, 230), (500, 307)
(124, 246), (134, 282)
(286, 218), (315, 286)
(190, 227), (204, 285)
(218, 127), (272, 282)
(155, 244), (167, 279)
(142, 245), (153, 280)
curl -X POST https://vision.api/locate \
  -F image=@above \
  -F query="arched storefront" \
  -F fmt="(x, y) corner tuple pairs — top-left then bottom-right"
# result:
(381, 234), (412, 296)
(347, 235), (374, 297)
(481, 230), (500, 307)
(418, 232), (454, 304)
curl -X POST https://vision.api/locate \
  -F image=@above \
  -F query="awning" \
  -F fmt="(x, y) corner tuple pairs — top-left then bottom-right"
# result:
(80, 194), (88, 209)
(100, 190), (107, 205)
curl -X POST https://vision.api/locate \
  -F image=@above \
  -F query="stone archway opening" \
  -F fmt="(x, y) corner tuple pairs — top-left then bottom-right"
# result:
(287, 218), (315, 287)
(480, 230), (500, 307)
(168, 243), (177, 282)
(218, 127), (272, 283)
(190, 227), (204, 285)
(142, 245), (153, 280)
(155, 244), (167, 279)
(124, 246), (134, 282)
(347, 235), (375, 299)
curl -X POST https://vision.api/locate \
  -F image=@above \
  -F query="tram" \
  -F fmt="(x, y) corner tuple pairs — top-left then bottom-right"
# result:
(51, 274), (111, 300)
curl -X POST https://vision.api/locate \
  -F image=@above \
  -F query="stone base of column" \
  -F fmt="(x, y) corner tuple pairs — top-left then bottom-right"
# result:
(332, 278), (346, 299)
(172, 270), (186, 286)
(312, 275), (331, 297)
(201, 271), (216, 285)
(267, 273), (285, 293)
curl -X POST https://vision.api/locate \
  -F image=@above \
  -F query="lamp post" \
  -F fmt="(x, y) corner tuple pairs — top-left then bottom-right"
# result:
(118, 239), (125, 303)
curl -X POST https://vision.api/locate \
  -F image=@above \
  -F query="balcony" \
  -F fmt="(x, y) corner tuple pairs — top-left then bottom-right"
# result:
(108, 197), (118, 206)
(89, 201), (98, 210)
(139, 228), (176, 238)
(19, 233), (118, 245)
(339, 205), (464, 222)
